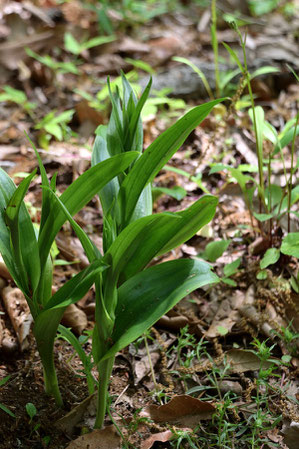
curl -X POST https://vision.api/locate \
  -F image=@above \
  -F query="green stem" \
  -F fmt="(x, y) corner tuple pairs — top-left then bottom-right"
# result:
(211, 0), (220, 97)
(95, 356), (115, 429)
(39, 345), (63, 406)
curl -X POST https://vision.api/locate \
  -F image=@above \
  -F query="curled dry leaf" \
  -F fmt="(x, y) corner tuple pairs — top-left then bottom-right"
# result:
(62, 304), (88, 335)
(1, 286), (33, 350)
(141, 395), (215, 428)
(56, 393), (97, 435)
(141, 430), (173, 449)
(66, 426), (121, 449)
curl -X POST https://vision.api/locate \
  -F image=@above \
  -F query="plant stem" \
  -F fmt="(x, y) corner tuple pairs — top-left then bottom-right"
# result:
(287, 113), (299, 232)
(211, 0), (220, 97)
(95, 356), (115, 429)
(39, 348), (63, 406)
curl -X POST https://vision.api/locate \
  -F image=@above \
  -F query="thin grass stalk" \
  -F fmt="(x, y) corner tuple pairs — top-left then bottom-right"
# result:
(211, 0), (220, 97)
(287, 113), (299, 232)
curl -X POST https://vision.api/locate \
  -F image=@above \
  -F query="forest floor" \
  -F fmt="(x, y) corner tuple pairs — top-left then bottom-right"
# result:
(0, 1), (298, 448)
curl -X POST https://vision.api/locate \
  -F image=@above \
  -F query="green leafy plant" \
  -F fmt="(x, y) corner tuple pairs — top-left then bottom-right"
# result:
(0, 375), (15, 418)
(0, 140), (139, 406)
(34, 109), (75, 149)
(51, 74), (224, 428)
(199, 239), (241, 286)
(64, 32), (115, 56)
(0, 86), (36, 118)
(26, 48), (79, 76)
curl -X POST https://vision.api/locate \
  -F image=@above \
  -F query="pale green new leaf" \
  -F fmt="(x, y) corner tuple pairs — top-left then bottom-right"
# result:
(100, 259), (219, 361)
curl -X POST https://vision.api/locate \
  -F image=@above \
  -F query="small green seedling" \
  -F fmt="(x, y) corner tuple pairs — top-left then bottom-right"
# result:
(26, 48), (79, 76)
(34, 109), (75, 149)
(0, 86), (36, 118)
(198, 239), (240, 286)
(25, 402), (37, 423)
(64, 32), (115, 56)
(0, 375), (15, 418)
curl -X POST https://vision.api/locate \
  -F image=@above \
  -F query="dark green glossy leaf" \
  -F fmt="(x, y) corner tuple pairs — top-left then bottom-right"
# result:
(118, 98), (225, 227)
(4, 170), (40, 293)
(100, 259), (219, 360)
(103, 195), (217, 285)
(44, 259), (108, 310)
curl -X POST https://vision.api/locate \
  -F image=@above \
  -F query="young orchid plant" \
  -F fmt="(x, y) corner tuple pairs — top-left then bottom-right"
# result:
(0, 73), (224, 428)
(87, 75), (224, 428)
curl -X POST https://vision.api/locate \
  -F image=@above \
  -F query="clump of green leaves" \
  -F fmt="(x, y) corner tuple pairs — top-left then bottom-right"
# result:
(0, 86), (36, 117)
(0, 72), (223, 425)
(34, 109), (75, 149)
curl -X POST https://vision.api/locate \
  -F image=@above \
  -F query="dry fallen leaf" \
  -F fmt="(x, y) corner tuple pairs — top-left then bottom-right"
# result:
(65, 426), (121, 449)
(62, 304), (88, 335)
(226, 349), (272, 374)
(141, 430), (173, 449)
(56, 393), (96, 435)
(1, 286), (33, 350)
(141, 395), (215, 428)
(282, 421), (299, 449)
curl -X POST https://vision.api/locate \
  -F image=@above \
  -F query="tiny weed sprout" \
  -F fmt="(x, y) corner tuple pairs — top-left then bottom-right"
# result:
(0, 138), (139, 405)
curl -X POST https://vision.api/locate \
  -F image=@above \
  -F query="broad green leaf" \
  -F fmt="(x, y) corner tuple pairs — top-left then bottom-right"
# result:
(118, 99), (225, 227)
(257, 270), (268, 280)
(43, 259), (108, 310)
(0, 169), (19, 282)
(250, 66), (280, 79)
(64, 32), (81, 55)
(281, 233), (299, 258)
(222, 42), (244, 73)
(222, 277), (237, 287)
(104, 195), (217, 284)
(172, 56), (214, 99)
(42, 185), (101, 263)
(223, 257), (241, 277)
(274, 125), (299, 155)
(38, 152), (139, 268)
(0, 403), (15, 418)
(219, 68), (241, 91)
(44, 123), (62, 140)
(25, 403), (37, 420)
(4, 170), (40, 293)
(25, 134), (51, 233)
(201, 239), (231, 262)
(260, 248), (280, 269)
(254, 212), (275, 222)
(92, 126), (120, 217)
(101, 259), (219, 361)
(152, 185), (187, 201)
(248, 106), (265, 195)
(81, 35), (115, 52)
